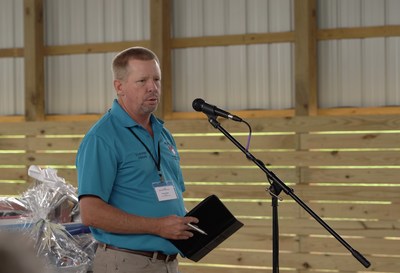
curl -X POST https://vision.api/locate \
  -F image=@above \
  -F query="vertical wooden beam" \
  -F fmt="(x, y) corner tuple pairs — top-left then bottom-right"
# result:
(150, 0), (172, 120)
(294, 0), (318, 116)
(24, 0), (45, 121)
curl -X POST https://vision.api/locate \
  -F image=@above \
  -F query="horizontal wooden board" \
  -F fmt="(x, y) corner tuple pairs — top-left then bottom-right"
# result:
(183, 184), (400, 202)
(0, 137), (83, 151)
(179, 250), (394, 272)
(185, 200), (301, 218)
(0, 121), (94, 135)
(0, 181), (33, 196)
(174, 134), (297, 150)
(2, 115), (400, 136)
(179, 150), (400, 167)
(0, 168), (28, 181)
(1, 150), (399, 168)
(301, 132), (400, 149)
(300, 236), (399, 255)
(185, 199), (399, 221)
(180, 253), (399, 273)
(0, 153), (76, 165)
(228, 219), (400, 242)
(5, 167), (398, 186)
(301, 168), (400, 183)
(299, 202), (399, 221)
(166, 115), (400, 133)
(182, 167), (298, 183)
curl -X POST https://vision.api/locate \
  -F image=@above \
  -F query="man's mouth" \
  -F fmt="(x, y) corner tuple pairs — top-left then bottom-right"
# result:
(147, 97), (159, 103)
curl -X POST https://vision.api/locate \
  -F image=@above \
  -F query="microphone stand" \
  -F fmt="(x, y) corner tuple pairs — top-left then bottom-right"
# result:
(206, 116), (371, 272)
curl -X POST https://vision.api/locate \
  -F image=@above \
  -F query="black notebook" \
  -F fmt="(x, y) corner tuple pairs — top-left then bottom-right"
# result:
(169, 195), (244, 262)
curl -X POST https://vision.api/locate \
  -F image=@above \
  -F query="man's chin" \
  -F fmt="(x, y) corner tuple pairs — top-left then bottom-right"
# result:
(144, 105), (158, 114)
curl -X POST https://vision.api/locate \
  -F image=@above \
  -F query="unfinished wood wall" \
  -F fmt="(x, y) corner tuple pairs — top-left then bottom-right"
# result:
(1, 115), (399, 273)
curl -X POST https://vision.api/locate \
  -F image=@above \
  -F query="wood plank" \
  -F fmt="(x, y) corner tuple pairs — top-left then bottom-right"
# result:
(179, 151), (400, 167)
(175, 134), (296, 150)
(301, 236), (399, 255)
(247, 218), (400, 238)
(27, 137), (83, 150)
(150, 0), (172, 119)
(318, 25), (400, 40)
(0, 153), (76, 165)
(301, 168), (400, 183)
(182, 168), (298, 183)
(0, 182), (33, 196)
(187, 200), (399, 221)
(166, 115), (400, 133)
(294, 185), (400, 202)
(177, 265), (269, 273)
(165, 109), (295, 120)
(0, 116), (25, 122)
(44, 41), (150, 56)
(193, 227), (299, 252)
(24, 0), (45, 121)
(301, 132), (400, 149)
(0, 48), (24, 58)
(183, 184), (400, 202)
(0, 137), (82, 151)
(0, 138), (27, 150)
(185, 200), (301, 218)
(0, 167), (76, 185)
(44, 114), (101, 122)
(183, 219), (399, 251)
(0, 121), (94, 135)
(294, 0), (317, 116)
(171, 32), (295, 49)
(0, 168), (27, 181)
(54, 169), (78, 185)
(299, 203), (399, 221)
(179, 254), (398, 273)
(318, 106), (400, 116)
(2, 115), (400, 135)
(179, 250), (386, 272)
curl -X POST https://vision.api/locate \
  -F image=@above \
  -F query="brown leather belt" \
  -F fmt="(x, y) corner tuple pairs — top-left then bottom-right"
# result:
(98, 243), (178, 262)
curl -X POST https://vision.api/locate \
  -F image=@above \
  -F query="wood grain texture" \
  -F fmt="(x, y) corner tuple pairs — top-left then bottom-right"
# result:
(0, 115), (399, 272)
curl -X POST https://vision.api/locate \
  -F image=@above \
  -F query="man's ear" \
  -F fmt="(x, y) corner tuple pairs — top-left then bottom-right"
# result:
(114, 80), (124, 96)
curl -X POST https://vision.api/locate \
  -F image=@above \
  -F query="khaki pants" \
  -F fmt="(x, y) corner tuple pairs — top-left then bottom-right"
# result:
(93, 246), (179, 273)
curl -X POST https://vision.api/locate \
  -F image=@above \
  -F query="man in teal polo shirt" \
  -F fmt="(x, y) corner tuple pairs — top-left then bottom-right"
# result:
(76, 47), (198, 273)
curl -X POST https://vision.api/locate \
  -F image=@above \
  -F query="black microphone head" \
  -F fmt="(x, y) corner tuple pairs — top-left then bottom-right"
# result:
(192, 98), (205, 112)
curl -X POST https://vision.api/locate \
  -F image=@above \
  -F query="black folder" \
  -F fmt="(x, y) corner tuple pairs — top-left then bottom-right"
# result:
(169, 195), (244, 262)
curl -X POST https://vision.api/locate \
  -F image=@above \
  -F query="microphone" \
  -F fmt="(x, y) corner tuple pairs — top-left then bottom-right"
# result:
(192, 98), (242, 122)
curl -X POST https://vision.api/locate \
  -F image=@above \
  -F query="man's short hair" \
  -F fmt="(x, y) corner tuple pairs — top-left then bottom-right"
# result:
(112, 47), (160, 81)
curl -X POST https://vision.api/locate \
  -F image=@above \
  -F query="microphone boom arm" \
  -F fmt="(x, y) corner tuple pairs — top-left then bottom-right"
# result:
(206, 116), (371, 269)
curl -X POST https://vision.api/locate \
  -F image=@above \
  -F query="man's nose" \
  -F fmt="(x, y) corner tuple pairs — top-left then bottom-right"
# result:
(147, 79), (159, 90)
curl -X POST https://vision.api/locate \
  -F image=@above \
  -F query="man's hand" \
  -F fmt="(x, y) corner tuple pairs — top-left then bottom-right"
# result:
(156, 215), (199, 240)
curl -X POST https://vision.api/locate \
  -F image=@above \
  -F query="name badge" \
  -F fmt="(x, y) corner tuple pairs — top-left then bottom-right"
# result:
(152, 180), (178, 202)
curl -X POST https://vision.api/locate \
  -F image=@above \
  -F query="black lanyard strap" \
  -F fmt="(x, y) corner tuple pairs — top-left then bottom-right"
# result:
(128, 128), (163, 182)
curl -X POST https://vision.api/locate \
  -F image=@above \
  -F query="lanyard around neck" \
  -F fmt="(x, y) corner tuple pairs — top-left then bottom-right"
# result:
(128, 128), (164, 182)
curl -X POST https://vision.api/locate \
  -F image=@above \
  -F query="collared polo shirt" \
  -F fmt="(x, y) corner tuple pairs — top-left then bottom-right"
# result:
(76, 99), (186, 254)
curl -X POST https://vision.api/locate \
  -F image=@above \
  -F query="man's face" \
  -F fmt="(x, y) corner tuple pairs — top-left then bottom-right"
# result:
(115, 59), (161, 117)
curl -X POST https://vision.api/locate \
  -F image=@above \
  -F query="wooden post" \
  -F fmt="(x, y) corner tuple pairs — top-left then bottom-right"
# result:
(24, 0), (45, 121)
(294, 0), (318, 116)
(150, 0), (172, 120)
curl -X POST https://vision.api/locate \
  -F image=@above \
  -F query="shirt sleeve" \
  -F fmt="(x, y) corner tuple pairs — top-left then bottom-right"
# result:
(76, 134), (118, 202)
